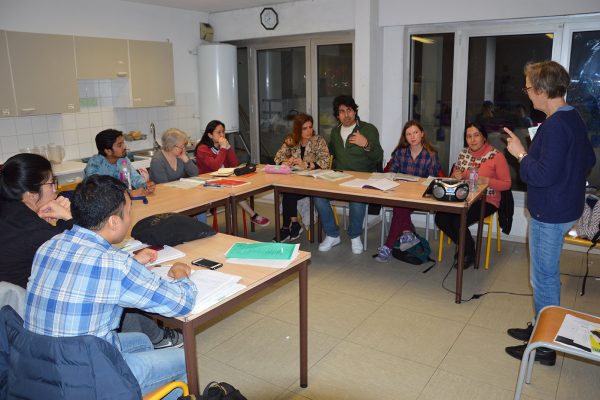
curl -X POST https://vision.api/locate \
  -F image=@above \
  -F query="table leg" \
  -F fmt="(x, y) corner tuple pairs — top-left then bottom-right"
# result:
(231, 197), (238, 236)
(474, 199), (486, 269)
(250, 196), (256, 233)
(182, 322), (199, 396)
(456, 208), (467, 304)
(225, 201), (232, 235)
(299, 260), (308, 388)
(309, 197), (315, 244)
(274, 189), (281, 242)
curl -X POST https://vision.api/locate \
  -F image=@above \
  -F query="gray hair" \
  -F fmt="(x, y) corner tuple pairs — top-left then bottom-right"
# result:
(161, 128), (188, 151)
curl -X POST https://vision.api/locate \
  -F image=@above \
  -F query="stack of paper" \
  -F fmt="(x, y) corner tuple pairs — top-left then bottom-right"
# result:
(210, 168), (236, 177)
(121, 239), (186, 266)
(340, 178), (400, 192)
(371, 172), (420, 182)
(152, 267), (246, 314)
(163, 177), (206, 189)
(225, 242), (300, 268)
(555, 314), (600, 353)
(294, 169), (352, 182)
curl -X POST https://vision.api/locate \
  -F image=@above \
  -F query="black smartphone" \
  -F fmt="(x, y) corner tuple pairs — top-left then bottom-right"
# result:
(191, 258), (223, 270)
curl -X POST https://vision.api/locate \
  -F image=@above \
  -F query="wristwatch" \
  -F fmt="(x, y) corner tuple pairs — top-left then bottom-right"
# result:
(363, 140), (372, 152)
(517, 152), (528, 162)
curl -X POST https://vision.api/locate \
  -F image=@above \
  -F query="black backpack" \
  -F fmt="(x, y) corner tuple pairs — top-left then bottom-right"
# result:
(391, 233), (435, 265)
(197, 381), (247, 400)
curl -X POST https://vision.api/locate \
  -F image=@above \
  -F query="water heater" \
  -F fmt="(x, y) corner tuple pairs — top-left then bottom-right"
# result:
(197, 44), (239, 133)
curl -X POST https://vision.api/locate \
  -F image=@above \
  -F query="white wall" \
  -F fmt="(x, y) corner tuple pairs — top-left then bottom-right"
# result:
(0, 0), (207, 162)
(379, 0), (600, 26)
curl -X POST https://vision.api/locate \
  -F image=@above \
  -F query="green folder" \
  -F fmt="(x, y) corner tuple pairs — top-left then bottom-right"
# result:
(225, 242), (296, 260)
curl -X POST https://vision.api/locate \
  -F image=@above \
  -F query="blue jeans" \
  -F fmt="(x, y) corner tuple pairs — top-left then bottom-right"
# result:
(529, 218), (574, 318)
(196, 212), (207, 223)
(314, 197), (366, 239)
(118, 332), (186, 399)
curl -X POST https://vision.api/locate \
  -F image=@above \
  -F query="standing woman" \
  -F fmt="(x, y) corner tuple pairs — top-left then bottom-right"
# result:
(434, 123), (511, 269)
(150, 128), (198, 184)
(274, 113), (330, 241)
(195, 120), (270, 226)
(375, 120), (442, 262)
(0, 153), (73, 288)
(504, 61), (595, 364)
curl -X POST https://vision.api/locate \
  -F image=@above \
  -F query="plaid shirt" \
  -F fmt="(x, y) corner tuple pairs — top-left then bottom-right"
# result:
(24, 225), (197, 350)
(84, 154), (147, 189)
(387, 147), (441, 178)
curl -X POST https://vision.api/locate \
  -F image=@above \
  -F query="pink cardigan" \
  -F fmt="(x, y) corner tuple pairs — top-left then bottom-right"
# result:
(456, 143), (511, 209)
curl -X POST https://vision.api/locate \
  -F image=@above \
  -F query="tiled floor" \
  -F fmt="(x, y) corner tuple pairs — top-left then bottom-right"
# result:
(192, 203), (600, 399)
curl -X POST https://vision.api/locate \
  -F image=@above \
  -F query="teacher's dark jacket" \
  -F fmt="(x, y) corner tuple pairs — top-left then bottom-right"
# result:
(520, 106), (596, 223)
(0, 201), (72, 288)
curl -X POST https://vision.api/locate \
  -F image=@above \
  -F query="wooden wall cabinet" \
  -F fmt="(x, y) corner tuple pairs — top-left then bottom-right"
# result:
(128, 39), (176, 107)
(0, 31), (17, 117)
(75, 36), (129, 79)
(6, 31), (79, 116)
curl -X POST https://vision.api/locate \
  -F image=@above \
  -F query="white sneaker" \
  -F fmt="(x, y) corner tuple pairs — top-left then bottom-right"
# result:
(319, 235), (341, 252)
(350, 237), (363, 254)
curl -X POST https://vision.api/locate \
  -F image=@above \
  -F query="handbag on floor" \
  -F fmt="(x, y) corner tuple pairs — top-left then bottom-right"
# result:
(199, 381), (247, 400)
(391, 233), (434, 265)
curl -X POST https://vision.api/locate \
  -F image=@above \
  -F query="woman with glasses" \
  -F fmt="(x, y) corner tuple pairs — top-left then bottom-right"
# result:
(0, 153), (72, 288)
(149, 128), (198, 184)
(503, 61), (596, 364)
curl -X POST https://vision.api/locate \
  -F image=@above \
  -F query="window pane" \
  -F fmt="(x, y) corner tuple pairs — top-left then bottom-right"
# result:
(409, 33), (454, 173)
(567, 30), (600, 187)
(466, 34), (552, 191)
(316, 43), (352, 141)
(257, 47), (306, 164)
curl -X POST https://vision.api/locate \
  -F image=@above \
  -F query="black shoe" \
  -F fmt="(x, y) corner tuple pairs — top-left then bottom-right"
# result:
(508, 323), (534, 341)
(273, 228), (291, 243)
(452, 253), (474, 270)
(289, 222), (304, 241)
(505, 344), (556, 366)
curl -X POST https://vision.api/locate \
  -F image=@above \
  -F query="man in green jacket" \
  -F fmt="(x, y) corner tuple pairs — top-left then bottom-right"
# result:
(314, 95), (383, 254)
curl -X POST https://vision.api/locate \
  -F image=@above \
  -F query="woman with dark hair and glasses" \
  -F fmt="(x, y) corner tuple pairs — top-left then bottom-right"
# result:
(195, 120), (270, 226)
(0, 153), (72, 288)
(434, 123), (511, 269)
(503, 60), (596, 365)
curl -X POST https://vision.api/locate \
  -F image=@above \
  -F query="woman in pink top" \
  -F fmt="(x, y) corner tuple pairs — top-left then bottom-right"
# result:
(434, 122), (511, 269)
(195, 120), (269, 226)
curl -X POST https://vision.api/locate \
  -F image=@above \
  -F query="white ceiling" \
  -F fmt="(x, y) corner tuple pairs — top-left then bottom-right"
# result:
(121, 0), (296, 13)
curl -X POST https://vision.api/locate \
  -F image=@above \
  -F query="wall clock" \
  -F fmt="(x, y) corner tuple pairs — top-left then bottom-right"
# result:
(260, 7), (278, 30)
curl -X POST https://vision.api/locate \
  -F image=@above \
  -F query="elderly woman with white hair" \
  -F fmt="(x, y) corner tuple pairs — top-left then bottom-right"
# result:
(150, 128), (199, 183)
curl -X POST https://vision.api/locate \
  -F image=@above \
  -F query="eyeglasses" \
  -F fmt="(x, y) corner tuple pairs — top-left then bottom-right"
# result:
(174, 143), (187, 150)
(43, 181), (58, 191)
(522, 86), (533, 95)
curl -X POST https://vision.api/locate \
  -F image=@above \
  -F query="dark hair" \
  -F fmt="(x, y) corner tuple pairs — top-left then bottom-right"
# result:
(524, 60), (570, 99)
(332, 95), (358, 119)
(464, 122), (488, 146)
(71, 175), (128, 230)
(95, 129), (123, 155)
(0, 153), (53, 201)
(195, 120), (225, 153)
(290, 113), (314, 146)
(395, 120), (437, 154)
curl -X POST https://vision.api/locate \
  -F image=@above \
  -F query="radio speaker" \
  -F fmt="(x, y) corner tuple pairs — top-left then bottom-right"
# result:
(428, 179), (469, 202)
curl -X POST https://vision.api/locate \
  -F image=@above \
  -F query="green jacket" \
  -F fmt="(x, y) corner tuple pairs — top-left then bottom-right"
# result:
(328, 120), (383, 172)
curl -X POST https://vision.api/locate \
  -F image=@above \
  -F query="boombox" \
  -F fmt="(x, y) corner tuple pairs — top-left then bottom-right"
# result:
(424, 179), (469, 202)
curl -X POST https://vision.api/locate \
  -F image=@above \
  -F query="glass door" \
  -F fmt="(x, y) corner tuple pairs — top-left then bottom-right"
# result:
(256, 47), (306, 164)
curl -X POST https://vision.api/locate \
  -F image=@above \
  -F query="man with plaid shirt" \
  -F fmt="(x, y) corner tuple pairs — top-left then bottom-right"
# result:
(25, 175), (197, 397)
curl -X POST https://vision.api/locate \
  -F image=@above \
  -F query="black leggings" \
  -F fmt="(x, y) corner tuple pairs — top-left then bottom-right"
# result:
(434, 200), (497, 257)
(282, 193), (306, 227)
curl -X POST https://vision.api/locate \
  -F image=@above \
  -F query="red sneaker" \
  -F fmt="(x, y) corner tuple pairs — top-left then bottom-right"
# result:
(251, 214), (270, 227)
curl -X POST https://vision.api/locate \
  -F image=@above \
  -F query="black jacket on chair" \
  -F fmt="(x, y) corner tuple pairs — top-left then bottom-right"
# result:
(499, 190), (515, 235)
(0, 306), (141, 400)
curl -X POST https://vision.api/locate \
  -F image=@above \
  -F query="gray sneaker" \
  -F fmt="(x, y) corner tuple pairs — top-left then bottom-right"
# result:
(152, 327), (184, 349)
(398, 231), (420, 251)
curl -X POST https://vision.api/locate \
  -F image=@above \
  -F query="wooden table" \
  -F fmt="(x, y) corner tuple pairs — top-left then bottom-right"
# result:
(152, 233), (311, 396)
(129, 183), (232, 235)
(272, 172), (487, 304)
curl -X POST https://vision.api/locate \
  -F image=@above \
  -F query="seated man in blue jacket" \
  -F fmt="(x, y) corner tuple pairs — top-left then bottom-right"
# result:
(24, 175), (197, 396)
(85, 129), (156, 197)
